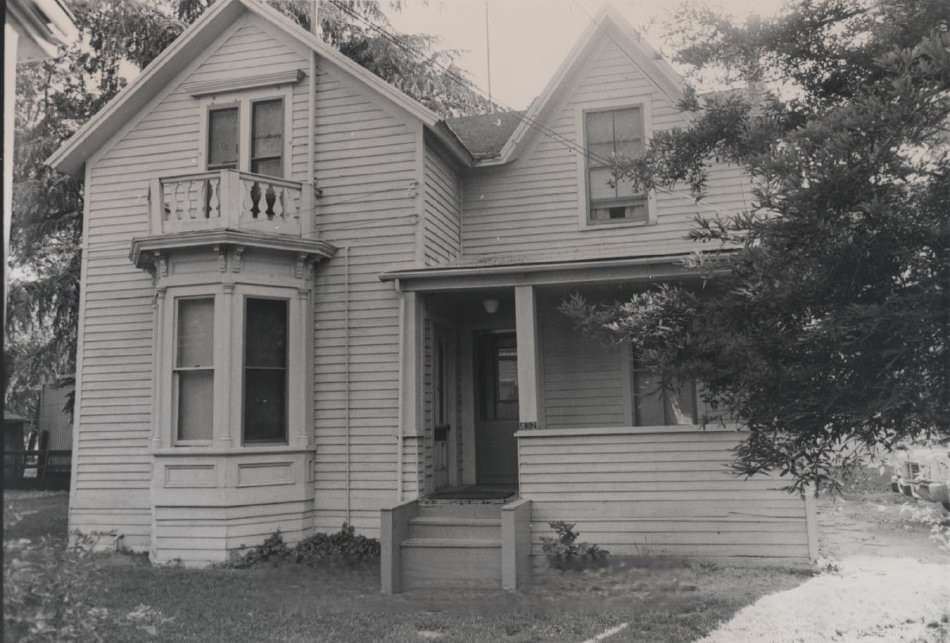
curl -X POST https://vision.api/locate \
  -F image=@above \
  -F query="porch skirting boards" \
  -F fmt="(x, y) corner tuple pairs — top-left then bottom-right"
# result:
(517, 427), (815, 572)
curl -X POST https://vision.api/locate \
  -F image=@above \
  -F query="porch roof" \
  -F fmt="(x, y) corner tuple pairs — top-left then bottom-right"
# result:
(380, 251), (730, 292)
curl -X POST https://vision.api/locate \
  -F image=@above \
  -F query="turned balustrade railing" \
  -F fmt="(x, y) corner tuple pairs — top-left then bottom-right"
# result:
(149, 170), (313, 237)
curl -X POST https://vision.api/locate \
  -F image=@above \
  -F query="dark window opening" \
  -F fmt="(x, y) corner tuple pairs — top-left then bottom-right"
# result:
(243, 298), (288, 443)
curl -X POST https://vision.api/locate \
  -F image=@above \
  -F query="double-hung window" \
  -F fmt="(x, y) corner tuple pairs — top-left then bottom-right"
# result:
(250, 99), (284, 177)
(243, 298), (288, 444)
(174, 298), (215, 442)
(585, 107), (648, 224)
(205, 96), (286, 178)
(207, 107), (239, 171)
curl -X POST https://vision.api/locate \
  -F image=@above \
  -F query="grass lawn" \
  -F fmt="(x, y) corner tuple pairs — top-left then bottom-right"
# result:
(3, 492), (810, 642)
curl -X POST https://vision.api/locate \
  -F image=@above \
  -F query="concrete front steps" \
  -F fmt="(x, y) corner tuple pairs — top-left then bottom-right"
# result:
(400, 500), (504, 590)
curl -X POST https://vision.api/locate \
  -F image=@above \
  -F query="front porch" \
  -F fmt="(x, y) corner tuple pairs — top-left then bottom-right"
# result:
(379, 256), (816, 593)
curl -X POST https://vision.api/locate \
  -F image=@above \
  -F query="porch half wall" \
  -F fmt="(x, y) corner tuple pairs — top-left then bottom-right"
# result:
(517, 427), (814, 570)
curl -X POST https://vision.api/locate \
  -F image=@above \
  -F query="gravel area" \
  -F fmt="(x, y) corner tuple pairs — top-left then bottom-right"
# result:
(697, 492), (950, 642)
(698, 556), (950, 642)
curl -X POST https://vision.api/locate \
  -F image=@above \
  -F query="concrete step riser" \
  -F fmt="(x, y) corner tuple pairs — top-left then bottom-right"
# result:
(417, 503), (504, 519)
(409, 522), (501, 540)
(401, 544), (502, 590)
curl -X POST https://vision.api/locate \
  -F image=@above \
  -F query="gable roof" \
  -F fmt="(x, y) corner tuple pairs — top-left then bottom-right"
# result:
(479, 6), (685, 166)
(47, 0), (444, 175)
(444, 110), (524, 160)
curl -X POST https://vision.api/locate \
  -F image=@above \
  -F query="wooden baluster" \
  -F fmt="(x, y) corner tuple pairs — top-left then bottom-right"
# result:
(187, 178), (197, 219)
(198, 178), (208, 219)
(208, 176), (220, 219)
(271, 185), (284, 220)
(175, 181), (186, 220)
(161, 182), (171, 221)
(241, 177), (255, 219)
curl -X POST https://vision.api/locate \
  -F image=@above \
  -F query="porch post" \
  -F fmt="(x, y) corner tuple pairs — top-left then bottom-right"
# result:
(514, 285), (541, 431)
(397, 290), (424, 499)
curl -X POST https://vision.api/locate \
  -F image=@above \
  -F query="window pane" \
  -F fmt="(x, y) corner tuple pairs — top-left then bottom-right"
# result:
(177, 298), (214, 368)
(588, 142), (615, 167)
(245, 299), (288, 368)
(613, 108), (643, 148)
(208, 107), (238, 168)
(252, 99), (284, 159)
(634, 372), (666, 425)
(250, 157), (283, 178)
(589, 167), (617, 201)
(667, 381), (697, 425)
(585, 110), (614, 145)
(178, 371), (213, 441)
(244, 298), (288, 443)
(244, 369), (286, 443)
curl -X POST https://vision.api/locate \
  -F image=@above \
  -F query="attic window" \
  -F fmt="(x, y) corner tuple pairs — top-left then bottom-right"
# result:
(585, 107), (648, 225)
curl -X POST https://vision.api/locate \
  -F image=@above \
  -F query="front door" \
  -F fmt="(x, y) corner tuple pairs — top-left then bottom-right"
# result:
(475, 332), (518, 486)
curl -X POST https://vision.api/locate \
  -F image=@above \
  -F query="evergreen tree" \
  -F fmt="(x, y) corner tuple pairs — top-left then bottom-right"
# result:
(563, 0), (950, 492)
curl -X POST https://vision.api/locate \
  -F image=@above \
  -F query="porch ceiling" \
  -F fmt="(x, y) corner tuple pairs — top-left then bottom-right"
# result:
(380, 252), (731, 292)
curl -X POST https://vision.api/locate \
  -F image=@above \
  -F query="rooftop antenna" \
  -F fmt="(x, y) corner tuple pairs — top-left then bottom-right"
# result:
(485, 0), (493, 113)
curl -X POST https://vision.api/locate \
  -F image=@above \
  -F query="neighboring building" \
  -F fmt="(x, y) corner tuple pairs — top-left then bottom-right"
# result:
(3, 0), (78, 319)
(37, 381), (74, 451)
(48, 0), (817, 588)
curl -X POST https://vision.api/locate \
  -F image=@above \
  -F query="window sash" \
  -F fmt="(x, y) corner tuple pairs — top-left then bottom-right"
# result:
(207, 107), (239, 170)
(250, 99), (284, 177)
(585, 107), (646, 223)
(243, 297), (288, 444)
(174, 297), (215, 442)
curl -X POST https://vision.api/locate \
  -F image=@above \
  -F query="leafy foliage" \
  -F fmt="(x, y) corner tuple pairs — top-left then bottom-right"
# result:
(540, 521), (609, 571)
(226, 523), (380, 569)
(566, 0), (950, 493)
(6, 0), (489, 418)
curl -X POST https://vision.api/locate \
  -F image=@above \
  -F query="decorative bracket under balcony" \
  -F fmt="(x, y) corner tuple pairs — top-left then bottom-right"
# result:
(130, 228), (337, 278)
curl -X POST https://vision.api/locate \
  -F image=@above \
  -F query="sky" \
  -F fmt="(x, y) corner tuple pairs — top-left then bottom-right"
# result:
(386, 0), (789, 110)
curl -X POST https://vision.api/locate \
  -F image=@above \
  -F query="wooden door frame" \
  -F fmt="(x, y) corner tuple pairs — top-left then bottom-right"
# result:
(430, 322), (459, 490)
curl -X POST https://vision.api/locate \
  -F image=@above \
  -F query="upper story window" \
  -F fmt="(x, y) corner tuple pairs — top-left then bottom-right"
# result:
(207, 107), (239, 171)
(585, 107), (647, 225)
(203, 93), (288, 178)
(250, 100), (284, 177)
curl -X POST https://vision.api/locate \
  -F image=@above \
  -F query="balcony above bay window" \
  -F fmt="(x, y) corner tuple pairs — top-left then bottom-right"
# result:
(148, 170), (315, 238)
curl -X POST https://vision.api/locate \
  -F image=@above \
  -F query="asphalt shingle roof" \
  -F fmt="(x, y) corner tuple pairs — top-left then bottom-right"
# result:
(444, 110), (525, 160)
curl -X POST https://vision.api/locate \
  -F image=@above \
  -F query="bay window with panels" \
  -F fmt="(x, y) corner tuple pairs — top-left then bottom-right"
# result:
(157, 282), (308, 451)
(584, 106), (649, 225)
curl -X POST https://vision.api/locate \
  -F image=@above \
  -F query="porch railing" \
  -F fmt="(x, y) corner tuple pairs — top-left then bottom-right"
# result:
(148, 170), (313, 237)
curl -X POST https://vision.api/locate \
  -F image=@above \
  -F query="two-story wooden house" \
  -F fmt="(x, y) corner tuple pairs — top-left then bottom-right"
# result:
(48, 0), (817, 591)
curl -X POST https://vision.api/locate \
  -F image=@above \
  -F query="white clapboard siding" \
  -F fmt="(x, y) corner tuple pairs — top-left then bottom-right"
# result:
(72, 14), (311, 549)
(310, 53), (421, 539)
(539, 295), (627, 428)
(517, 428), (811, 571)
(460, 38), (752, 262)
(423, 142), (461, 265)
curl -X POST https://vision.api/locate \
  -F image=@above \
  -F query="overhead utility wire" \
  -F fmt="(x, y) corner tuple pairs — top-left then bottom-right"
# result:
(323, 0), (609, 166)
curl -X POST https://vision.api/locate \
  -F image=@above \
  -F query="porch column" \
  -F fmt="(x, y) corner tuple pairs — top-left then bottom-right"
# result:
(397, 290), (425, 499)
(514, 285), (542, 430)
